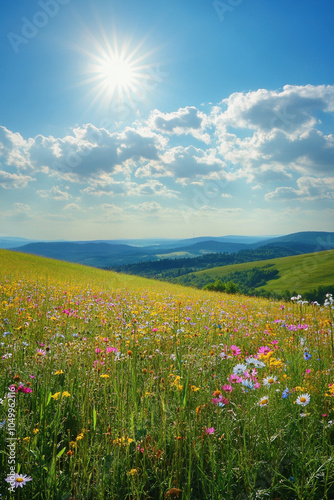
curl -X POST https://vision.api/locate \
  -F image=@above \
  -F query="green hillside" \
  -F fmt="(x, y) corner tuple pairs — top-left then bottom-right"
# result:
(173, 249), (334, 295)
(0, 248), (200, 296)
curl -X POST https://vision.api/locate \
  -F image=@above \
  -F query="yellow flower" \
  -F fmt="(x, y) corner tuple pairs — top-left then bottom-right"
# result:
(191, 385), (200, 392)
(51, 392), (61, 400)
(23, 436), (30, 442)
(100, 374), (110, 379)
(62, 391), (71, 398)
(127, 468), (139, 476)
(76, 433), (84, 441)
(55, 370), (64, 375)
(33, 428), (39, 435)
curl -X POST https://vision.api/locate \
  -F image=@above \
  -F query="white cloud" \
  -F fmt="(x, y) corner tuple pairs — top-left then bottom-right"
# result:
(266, 176), (334, 201)
(37, 185), (71, 200)
(0, 170), (34, 189)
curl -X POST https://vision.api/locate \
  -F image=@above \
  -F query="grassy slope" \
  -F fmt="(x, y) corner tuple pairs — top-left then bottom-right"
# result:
(0, 249), (200, 296)
(173, 249), (334, 293)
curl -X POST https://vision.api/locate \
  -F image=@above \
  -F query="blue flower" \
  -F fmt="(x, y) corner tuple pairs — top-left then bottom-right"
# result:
(282, 388), (290, 399)
(304, 352), (312, 361)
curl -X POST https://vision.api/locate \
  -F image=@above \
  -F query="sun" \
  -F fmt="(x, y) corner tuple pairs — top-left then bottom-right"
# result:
(81, 31), (158, 110)
(94, 52), (139, 98)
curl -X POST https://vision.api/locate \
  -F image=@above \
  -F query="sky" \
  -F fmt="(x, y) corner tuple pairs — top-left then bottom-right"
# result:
(1, 0), (334, 240)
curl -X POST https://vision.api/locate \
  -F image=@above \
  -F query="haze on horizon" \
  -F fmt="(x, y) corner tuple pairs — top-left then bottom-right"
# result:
(1, 0), (334, 240)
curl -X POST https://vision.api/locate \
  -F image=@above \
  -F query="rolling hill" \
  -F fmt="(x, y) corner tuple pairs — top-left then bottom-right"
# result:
(172, 249), (334, 296)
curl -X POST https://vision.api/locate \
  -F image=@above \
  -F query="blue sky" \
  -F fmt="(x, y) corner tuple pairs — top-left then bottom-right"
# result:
(1, 0), (334, 240)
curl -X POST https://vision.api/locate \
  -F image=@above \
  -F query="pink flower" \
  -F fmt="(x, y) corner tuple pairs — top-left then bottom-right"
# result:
(306, 369), (311, 374)
(254, 383), (261, 389)
(228, 374), (242, 384)
(222, 384), (233, 393)
(29, 375), (35, 379)
(258, 346), (271, 354)
(230, 345), (241, 356)
(152, 328), (158, 332)
(95, 348), (102, 354)
(103, 338), (109, 342)
(22, 387), (33, 393)
(205, 427), (215, 434)
(106, 347), (118, 354)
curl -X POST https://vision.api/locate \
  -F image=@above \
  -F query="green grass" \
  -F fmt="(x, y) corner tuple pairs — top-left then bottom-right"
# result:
(1, 249), (334, 499)
(174, 249), (334, 293)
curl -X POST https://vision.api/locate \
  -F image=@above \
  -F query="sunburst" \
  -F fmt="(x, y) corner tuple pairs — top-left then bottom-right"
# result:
(81, 31), (158, 110)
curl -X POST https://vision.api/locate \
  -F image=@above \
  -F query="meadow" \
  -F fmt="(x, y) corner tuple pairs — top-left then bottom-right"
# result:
(1, 249), (334, 499)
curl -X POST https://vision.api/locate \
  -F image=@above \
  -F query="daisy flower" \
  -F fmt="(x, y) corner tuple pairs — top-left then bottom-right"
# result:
(5, 474), (32, 488)
(258, 396), (269, 407)
(296, 393), (310, 406)
(263, 375), (277, 387)
(233, 363), (247, 375)
(246, 357), (265, 369)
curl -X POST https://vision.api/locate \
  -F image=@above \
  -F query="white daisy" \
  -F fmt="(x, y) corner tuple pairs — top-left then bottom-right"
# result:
(263, 375), (277, 387)
(258, 396), (269, 407)
(5, 474), (32, 488)
(232, 363), (247, 375)
(296, 393), (310, 406)
(245, 357), (265, 369)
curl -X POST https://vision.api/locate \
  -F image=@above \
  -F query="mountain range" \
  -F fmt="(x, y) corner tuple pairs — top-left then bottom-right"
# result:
(1, 231), (334, 269)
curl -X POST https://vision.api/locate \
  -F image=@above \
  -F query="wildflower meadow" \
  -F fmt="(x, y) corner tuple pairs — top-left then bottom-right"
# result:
(1, 250), (334, 499)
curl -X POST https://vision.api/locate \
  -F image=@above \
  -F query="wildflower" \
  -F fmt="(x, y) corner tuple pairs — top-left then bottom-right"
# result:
(106, 347), (118, 354)
(5, 474), (32, 488)
(222, 384), (233, 393)
(127, 468), (139, 476)
(242, 379), (254, 390)
(205, 427), (215, 434)
(282, 388), (290, 399)
(258, 396), (269, 407)
(62, 391), (71, 398)
(127, 350), (133, 356)
(233, 363), (247, 375)
(246, 357), (265, 369)
(296, 393), (311, 406)
(55, 370), (64, 375)
(36, 349), (46, 356)
(230, 345), (241, 356)
(191, 385), (200, 391)
(263, 376), (277, 387)
(228, 374), (243, 384)
(51, 392), (61, 400)
(76, 432), (84, 441)
(33, 428), (39, 435)
(303, 352), (312, 361)
(100, 374), (110, 378)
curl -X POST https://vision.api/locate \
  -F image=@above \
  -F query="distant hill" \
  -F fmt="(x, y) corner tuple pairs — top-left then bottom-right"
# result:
(252, 231), (334, 252)
(172, 249), (334, 299)
(12, 242), (158, 267)
(8, 231), (334, 269)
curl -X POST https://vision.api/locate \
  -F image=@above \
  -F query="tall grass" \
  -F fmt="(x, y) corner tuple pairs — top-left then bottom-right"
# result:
(0, 250), (334, 499)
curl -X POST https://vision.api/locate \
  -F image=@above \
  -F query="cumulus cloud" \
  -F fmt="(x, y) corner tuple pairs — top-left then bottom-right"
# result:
(217, 84), (334, 133)
(37, 185), (71, 200)
(136, 146), (226, 182)
(149, 106), (210, 142)
(0, 170), (34, 189)
(266, 176), (334, 201)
